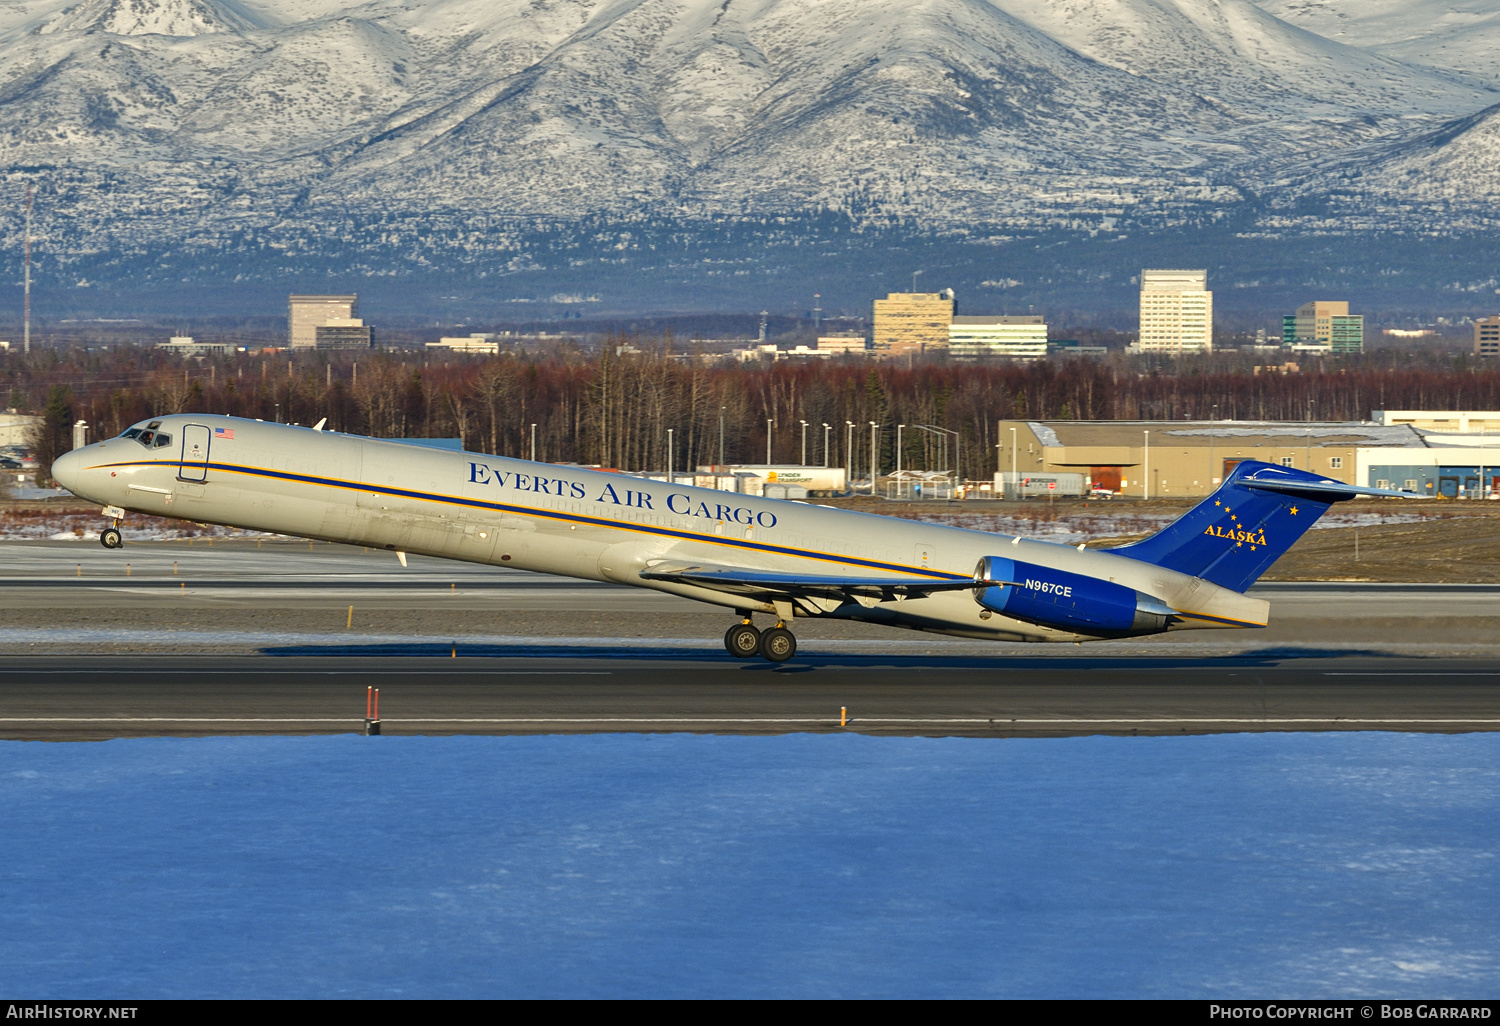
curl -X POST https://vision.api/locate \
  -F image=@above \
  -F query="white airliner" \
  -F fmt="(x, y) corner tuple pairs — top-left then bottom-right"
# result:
(50, 414), (1414, 661)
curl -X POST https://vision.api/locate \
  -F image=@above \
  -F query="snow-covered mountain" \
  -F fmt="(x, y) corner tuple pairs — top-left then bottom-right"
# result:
(1257, 0), (1500, 86)
(0, 0), (1497, 303)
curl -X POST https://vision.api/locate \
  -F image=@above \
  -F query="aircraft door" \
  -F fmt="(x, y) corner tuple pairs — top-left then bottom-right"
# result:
(179, 424), (211, 482)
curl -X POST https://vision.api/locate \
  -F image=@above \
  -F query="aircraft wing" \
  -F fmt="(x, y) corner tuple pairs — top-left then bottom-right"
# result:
(638, 560), (978, 604)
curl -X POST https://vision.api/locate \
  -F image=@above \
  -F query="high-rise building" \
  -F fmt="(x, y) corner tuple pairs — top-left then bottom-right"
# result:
(289, 294), (358, 349)
(947, 316), (1048, 360)
(1137, 270), (1212, 353)
(872, 290), (954, 355)
(1476, 316), (1500, 358)
(1283, 301), (1364, 353)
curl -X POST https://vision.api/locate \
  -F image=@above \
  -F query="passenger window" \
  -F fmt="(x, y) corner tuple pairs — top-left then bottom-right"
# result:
(154, 433), (173, 448)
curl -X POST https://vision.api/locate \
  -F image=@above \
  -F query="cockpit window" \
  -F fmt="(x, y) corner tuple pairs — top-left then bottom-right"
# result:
(153, 433), (172, 449)
(121, 428), (143, 439)
(148, 421), (162, 429)
(137, 431), (155, 447)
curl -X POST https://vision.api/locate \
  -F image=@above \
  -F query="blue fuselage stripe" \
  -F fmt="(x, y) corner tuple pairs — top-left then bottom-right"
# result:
(98, 458), (971, 582)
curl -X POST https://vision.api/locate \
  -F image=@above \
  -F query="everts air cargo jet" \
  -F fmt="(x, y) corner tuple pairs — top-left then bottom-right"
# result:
(50, 414), (1415, 662)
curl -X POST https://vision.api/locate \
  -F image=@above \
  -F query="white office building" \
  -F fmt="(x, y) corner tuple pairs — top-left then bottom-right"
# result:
(947, 316), (1048, 360)
(1137, 270), (1212, 353)
(427, 336), (501, 354)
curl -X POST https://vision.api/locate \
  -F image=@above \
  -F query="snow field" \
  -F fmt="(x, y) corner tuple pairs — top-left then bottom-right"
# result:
(2, 731), (1497, 997)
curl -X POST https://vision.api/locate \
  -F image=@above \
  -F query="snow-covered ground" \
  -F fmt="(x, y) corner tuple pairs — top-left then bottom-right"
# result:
(2, 732), (1497, 997)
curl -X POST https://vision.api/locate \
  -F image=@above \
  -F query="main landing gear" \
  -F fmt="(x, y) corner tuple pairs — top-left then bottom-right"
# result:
(100, 505), (125, 549)
(723, 613), (798, 663)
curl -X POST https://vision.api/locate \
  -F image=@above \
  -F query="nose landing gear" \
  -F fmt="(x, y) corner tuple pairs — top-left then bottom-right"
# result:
(99, 505), (126, 549)
(723, 613), (798, 663)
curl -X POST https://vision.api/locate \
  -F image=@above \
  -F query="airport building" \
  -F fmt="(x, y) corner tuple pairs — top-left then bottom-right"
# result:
(0, 411), (41, 448)
(1475, 316), (1500, 358)
(155, 335), (235, 355)
(313, 318), (373, 350)
(1282, 301), (1364, 354)
(1137, 270), (1212, 353)
(289, 294), (359, 349)
(872, 290), (955, 355)
(816, 335), (870, 355)
(997, 412), (1500, 499)
(947, 316), (1048, 360)
(427, 336), (502, 354)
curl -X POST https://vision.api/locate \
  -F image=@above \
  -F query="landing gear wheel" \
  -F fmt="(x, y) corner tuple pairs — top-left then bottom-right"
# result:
(100, 527), (122, 549)
(759, 626), (796, 663)
(724, 622), (761, 659)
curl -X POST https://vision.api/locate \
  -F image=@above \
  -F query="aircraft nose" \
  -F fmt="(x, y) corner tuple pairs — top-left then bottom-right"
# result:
(50, 448), (83, 493)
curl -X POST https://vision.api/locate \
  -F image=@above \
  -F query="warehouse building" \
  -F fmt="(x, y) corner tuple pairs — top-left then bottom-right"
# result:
(994, 413), (1500, 499)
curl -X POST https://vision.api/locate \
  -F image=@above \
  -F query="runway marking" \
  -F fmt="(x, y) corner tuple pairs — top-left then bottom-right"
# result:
(4, 717), (1500, 727)
(1324, 672), (1500, 677)
(1, 670), (615, 676)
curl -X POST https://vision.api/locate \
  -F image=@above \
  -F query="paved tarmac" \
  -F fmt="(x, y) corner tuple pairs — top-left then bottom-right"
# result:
(4, 540), (1500, 739)
(4, 654), (1500, 740)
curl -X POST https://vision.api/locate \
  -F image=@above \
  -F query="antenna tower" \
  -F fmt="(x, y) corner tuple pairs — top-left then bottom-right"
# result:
(23, 183), (32, 355)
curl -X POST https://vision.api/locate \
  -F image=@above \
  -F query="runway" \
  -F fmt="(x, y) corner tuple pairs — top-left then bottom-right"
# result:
(4, 540), (1500, 739)
(5, 654), (1500, 740)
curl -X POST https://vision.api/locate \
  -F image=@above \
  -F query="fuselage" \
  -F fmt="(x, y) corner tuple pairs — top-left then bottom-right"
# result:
(51, 414), (1268, 642)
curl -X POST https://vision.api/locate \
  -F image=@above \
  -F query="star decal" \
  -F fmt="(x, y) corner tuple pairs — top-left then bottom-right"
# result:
(1289, 506), (1299, 516)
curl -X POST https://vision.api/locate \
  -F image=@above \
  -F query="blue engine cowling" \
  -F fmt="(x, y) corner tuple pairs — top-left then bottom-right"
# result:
(973, 556), (1177, 636)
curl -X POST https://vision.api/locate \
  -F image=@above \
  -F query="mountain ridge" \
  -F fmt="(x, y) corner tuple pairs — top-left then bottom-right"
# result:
(0, 0), (1496, 309)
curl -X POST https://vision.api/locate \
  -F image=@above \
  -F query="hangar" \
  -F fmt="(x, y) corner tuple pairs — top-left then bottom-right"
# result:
(997, 412), (1500, 499)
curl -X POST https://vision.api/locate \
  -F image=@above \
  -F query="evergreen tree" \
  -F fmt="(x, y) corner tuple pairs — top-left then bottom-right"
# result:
(30, 385), (74, 487)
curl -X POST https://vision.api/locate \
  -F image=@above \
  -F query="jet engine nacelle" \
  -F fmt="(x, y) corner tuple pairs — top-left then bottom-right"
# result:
(973, 556), (1177, 636)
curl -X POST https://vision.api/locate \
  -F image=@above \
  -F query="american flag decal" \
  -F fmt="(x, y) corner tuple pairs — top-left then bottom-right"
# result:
(215, 427), (234, 439)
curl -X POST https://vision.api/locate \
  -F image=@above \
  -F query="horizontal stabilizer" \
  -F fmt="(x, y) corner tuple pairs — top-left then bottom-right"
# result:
(1242, 478), (1425, 501)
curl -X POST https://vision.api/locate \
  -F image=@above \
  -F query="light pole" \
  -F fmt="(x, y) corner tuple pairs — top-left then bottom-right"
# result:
(530, 423), (536, 463)
(845, 421), (855, 489)
(800, 420), (808, 465)
(823, 423), (831, 469)
(897, 424), (905, 480)
(666, 428), (674, 481)
(1144, 429), (1150, 500)
(719, 406), (726, 467)
(1306, 400), (1315, 471)
(767, 417), (774, 465)
(870, 421), (878, 495)
(1210, 404), (1218, 487)
(911, 269), (923, 293)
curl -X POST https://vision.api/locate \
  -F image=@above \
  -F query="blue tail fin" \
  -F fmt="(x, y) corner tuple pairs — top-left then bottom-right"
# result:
(1112, 460), (1351, 592)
